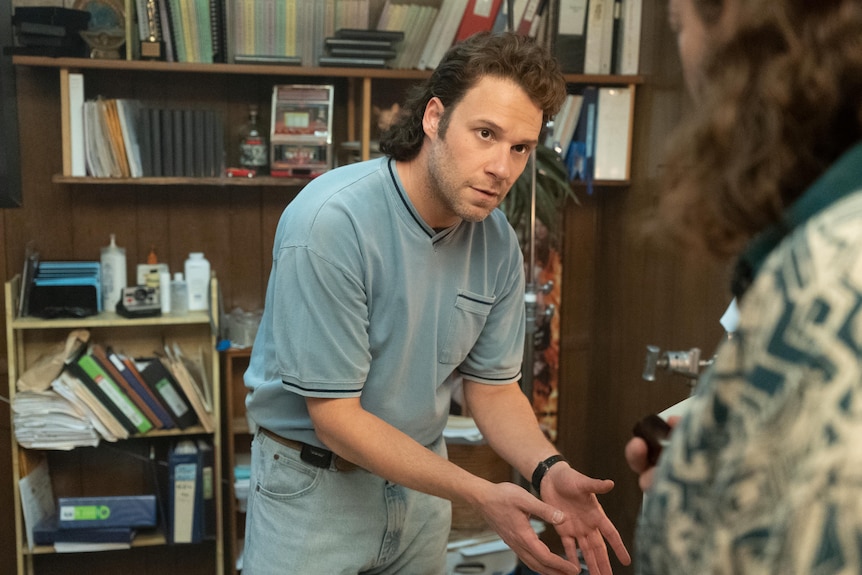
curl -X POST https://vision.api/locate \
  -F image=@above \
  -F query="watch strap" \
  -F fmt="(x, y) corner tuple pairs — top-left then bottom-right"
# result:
(531, 454), (567, 496)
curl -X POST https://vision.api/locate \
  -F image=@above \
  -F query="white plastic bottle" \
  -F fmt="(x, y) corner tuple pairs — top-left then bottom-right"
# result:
(184, 252), (211, 311)
(171, 272), (188, 316)
(159, 271), (172, 314)
(100, 234), (127, 312)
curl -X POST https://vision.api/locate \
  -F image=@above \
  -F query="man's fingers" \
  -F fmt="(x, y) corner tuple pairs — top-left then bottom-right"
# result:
(603, 525), (632, 565)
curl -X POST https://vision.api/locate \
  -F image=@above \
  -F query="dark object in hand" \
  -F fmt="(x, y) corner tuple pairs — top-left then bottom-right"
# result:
(632, 414), (672, 466)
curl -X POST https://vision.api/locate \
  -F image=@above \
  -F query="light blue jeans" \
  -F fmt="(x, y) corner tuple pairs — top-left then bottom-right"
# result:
(242, 431), (452, 575)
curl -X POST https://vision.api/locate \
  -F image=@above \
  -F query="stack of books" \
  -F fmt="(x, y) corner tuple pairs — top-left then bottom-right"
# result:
(142, 0), (227, 63)
(319, 28), (404, 68)
(10, 6), (90, 58)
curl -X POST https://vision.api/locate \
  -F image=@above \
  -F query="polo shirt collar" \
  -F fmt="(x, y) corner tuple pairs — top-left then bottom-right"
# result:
(386, 157), (461, 241)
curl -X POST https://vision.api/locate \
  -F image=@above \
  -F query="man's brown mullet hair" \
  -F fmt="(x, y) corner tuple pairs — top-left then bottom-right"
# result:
(379, 31), (567, 162)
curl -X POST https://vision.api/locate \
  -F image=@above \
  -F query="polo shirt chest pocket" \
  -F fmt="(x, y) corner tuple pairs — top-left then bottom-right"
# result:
(439, 290), (495, 365)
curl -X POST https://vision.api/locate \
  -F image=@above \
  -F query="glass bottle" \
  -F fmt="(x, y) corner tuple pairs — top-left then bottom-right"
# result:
(239, 104), (268, 173)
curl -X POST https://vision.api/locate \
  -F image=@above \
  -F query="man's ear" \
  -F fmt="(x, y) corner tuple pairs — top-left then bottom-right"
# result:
(423, 97), (444, 138)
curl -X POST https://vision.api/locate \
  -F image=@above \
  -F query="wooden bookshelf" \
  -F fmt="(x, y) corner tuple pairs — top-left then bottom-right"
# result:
(5, 276), (224, 575)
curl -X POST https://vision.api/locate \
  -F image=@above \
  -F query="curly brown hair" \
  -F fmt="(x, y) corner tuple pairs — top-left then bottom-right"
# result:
(653, 0), (862, 260)
(378, 31), (567, 161)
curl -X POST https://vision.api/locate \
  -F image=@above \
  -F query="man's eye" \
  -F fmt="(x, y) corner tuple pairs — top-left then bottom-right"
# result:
(479, 129), (493, 140)
(513, 144), (530, 155)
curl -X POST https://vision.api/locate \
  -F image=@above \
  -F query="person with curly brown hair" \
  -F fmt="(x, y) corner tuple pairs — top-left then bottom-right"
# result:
(626, 0), (862, 572)
(243, 31), (631, 575)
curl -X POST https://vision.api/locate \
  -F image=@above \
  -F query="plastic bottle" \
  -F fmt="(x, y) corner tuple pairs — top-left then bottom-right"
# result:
(100, 234), (127, 312)
(159, 271), (172, 314)
(171, 272), (188, 316)
(184, 252), (211, 311)
(136, 245), (168, 287)
(145, 246), (161, 288)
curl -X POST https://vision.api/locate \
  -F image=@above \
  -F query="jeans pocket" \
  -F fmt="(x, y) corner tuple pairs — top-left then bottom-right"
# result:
(254, 438), (321, 501)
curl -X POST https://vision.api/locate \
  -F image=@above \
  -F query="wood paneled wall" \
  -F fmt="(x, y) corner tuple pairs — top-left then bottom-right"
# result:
(554, 2), (734, 570)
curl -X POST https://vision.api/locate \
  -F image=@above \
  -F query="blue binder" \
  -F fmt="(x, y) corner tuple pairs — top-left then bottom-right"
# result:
(168, 440), (203, 544)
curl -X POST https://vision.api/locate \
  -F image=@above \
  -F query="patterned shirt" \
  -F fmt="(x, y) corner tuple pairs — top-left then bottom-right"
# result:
(637, 141), (862, 574)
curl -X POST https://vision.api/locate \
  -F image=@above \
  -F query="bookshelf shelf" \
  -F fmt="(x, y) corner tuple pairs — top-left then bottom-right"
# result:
(5, 276), (224, 575)
(13, 55), (644, 85)
(9, 310), (212, 330)
(15, 55), (643, 189)
(24, 530), (168, 555)
(52, 175), (312, 187)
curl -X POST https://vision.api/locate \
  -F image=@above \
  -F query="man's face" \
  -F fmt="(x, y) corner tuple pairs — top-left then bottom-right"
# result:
(422, 75), (543, 228)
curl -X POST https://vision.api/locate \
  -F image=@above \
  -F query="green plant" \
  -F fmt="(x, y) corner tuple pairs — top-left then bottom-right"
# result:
(500, 143), (580, 246)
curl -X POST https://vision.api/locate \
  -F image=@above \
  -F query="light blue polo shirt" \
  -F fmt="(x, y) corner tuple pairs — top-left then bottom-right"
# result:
(245, 157), (525, 449)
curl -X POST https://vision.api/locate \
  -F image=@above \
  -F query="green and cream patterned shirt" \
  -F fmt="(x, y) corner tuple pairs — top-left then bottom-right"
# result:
(637, 142), (862, 574)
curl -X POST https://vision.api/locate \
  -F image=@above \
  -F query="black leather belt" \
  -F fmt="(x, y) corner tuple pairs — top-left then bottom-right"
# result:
(258, 427), (361, 472)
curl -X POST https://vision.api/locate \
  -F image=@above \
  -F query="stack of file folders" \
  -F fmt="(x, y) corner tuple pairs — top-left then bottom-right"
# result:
(26, 261), (101, 319)
(319, 29), (404, 68)
(10, 6), (90, 58)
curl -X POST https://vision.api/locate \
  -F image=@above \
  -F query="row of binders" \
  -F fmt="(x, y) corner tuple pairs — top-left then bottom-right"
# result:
(222, 0), (640, 73)
(554, 0), (642, 75)
(66, 73), (226, 178)
(230, 0), (371, 66)
(376, 0), (641, 73)
(546, 85), (634, 184)
(84, 99), (225, 178)
(13, 0), (641, 74)
(23, 443), (215, 550)
(133, 0), (228, 63)
(13, 338), (215, 450)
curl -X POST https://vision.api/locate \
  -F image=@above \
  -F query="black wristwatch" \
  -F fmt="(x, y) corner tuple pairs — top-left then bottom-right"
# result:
(531, 454), (567, 497)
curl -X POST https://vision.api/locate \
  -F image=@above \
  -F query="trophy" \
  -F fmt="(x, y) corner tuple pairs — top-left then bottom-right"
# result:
(140, 0), (164, 60)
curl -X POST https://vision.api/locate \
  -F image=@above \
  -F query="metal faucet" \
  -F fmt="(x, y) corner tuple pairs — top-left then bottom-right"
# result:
(642, 345), (715, 385)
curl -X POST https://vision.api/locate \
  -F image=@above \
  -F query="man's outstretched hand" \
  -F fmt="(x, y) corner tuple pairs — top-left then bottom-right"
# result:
(541, 465), (632, 575)
(476, 468), (631, 575)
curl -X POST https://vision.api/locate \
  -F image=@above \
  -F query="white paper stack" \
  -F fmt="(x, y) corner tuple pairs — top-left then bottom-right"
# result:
(12, 388), (100, 450)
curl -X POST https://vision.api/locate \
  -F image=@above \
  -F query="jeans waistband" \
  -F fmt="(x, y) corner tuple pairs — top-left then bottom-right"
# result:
(258, 426), (361, 472)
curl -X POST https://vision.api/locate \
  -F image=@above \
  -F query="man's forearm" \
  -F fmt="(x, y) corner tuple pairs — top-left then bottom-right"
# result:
(463, 381), (561, 482)
(307, 396), (494, 506)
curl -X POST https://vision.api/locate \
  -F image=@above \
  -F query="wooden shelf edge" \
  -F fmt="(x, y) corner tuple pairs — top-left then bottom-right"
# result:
(24, 530), (172, 555)
(10, 309), (212, 330)
(564, 73), (645, 85)
(53, 177), (633, 189)
(52, 175), (310, 187)
(12, 56), (434, 79)
(13, 56), (644, 85)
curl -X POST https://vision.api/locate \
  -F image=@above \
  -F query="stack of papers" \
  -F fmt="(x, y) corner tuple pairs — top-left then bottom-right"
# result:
(12, 388), (100, 450)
